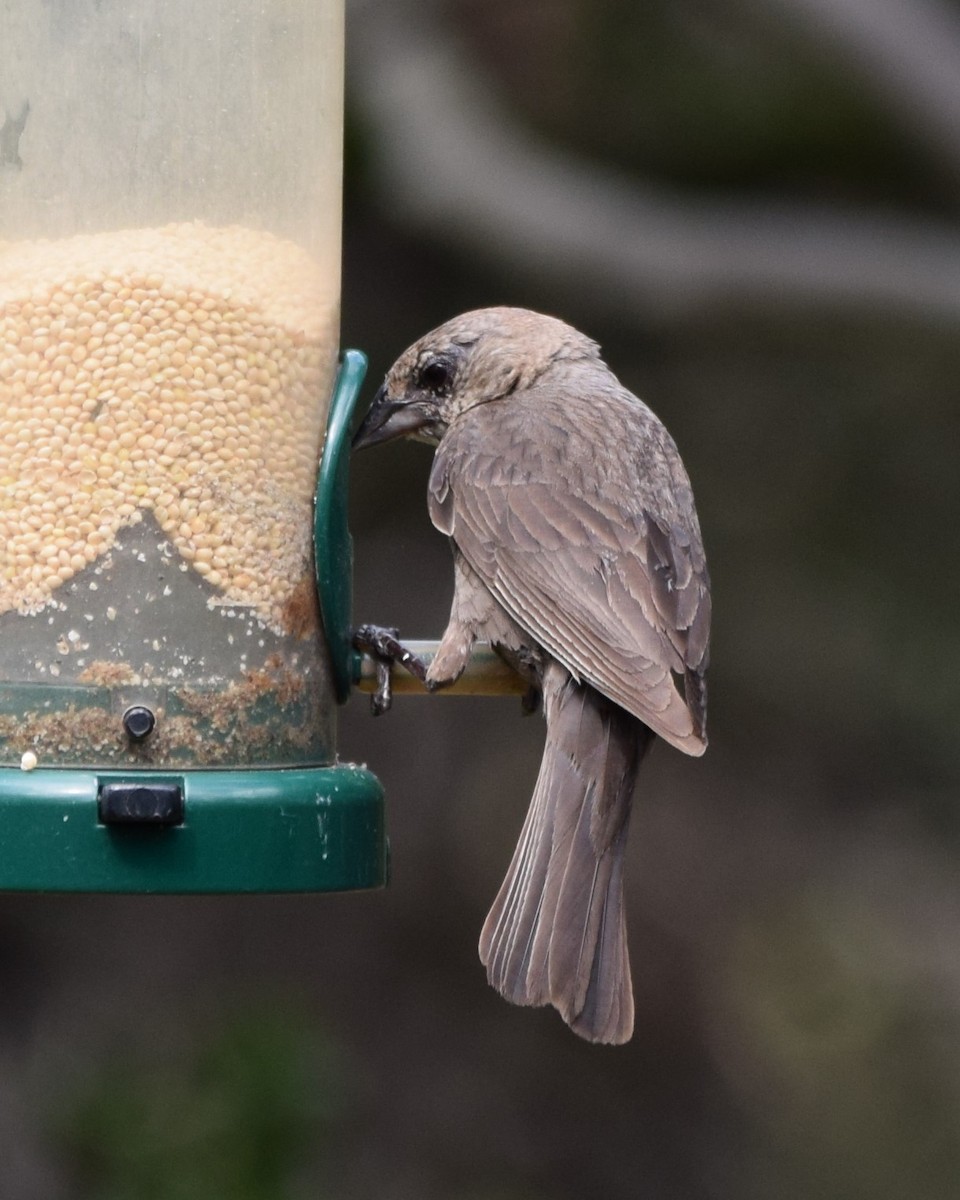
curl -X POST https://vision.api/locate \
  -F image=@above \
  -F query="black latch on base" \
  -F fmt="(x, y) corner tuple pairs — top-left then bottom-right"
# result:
(98, 781), (184, 827)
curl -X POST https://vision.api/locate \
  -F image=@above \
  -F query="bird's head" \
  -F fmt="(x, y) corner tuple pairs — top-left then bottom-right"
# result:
(352, 306), (602, 450)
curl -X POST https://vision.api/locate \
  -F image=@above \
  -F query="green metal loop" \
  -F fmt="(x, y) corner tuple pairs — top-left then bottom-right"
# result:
(315, 349), (368, 703)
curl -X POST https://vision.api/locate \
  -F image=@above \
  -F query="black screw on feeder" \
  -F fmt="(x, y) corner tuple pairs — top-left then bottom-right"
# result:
(122, 705), (156, 741)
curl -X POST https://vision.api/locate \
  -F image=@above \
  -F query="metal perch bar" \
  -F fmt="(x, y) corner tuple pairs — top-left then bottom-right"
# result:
(355, 640), (527, 696)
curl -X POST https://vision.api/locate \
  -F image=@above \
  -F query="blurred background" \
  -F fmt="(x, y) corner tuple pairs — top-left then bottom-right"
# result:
(3, 0), (960, 1195)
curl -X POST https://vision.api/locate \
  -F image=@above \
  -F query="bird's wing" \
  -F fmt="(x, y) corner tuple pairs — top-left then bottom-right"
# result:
(428, 390), (710, 754)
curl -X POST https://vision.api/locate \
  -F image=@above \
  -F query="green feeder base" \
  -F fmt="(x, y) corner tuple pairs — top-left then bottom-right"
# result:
(0, 766), (386, 894)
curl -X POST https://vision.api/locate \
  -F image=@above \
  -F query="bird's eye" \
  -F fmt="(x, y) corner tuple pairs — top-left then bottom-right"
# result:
(417, 357), (452, 393)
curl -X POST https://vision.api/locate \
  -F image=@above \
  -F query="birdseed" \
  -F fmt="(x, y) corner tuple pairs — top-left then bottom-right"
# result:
(0, 221), (337, 634)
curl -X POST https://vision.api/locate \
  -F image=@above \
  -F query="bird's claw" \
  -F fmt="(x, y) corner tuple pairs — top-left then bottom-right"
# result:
(521, 685), (541, 716)
(352, 623), (429, 715)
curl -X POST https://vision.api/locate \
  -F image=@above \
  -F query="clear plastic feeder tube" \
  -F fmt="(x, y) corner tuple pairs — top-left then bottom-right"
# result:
(0, 1), (344, 768)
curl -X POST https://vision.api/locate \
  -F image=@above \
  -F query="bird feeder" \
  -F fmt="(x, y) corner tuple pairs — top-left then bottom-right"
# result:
(0, 0), (385, 892)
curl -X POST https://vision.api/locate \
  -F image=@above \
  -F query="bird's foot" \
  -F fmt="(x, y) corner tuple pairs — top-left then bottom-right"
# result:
(506, 647), (542, 715)
(520, 684), (541, 716)
(352, 624), (429, 716)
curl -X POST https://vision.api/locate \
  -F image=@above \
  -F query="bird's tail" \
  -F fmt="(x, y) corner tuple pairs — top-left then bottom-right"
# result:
(479, 662), (650, 1044)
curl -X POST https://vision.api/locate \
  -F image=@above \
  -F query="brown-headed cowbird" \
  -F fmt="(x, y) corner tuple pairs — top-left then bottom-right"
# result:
(353, 307), (710, 1044)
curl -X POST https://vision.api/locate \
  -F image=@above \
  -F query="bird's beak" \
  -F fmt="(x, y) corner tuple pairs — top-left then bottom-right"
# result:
(352, 386), (429, 450)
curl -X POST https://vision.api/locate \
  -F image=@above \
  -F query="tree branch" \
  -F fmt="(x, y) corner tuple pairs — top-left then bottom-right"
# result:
(349, 0), (960, 324)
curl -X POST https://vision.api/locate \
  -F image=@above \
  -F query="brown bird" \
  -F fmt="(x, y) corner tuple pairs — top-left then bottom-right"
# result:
(353, 307), (710, 1044)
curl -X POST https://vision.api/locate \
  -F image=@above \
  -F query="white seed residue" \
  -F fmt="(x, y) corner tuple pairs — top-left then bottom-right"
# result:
(0, 222), (338, 632)
(20, 750), (38, 771)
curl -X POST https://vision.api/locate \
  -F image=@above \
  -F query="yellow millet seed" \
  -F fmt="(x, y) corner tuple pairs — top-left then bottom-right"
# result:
(0, 222), (338, 631)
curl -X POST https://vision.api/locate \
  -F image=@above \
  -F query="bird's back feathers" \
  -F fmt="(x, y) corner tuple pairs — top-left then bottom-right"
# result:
(429, 381), (709, 753)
